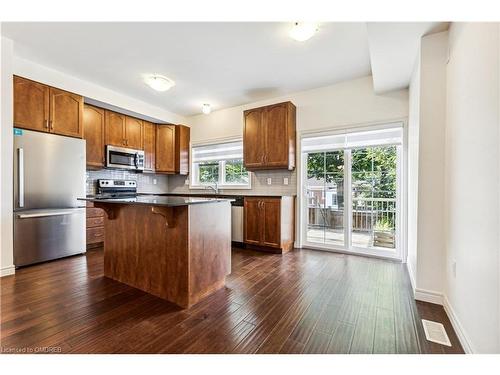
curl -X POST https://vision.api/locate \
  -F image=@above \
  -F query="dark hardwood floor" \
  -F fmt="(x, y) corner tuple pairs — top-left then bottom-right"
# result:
(0, 247), (463, 354)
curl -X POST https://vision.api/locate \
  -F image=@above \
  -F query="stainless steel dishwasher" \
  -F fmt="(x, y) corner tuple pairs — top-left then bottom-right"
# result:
(231, 196), (244, 245)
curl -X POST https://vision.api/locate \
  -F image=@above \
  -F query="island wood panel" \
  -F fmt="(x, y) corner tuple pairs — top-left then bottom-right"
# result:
(95, 201), (231, 308)
(13, 76), (49, 132)
(188, 202), (231, 304)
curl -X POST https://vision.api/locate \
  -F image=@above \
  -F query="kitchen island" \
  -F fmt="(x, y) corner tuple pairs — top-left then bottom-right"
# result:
(80, 196), (233, 308)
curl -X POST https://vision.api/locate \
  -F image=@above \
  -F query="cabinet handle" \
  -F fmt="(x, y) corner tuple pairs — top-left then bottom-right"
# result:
(44, 119), (49, 129)
(49, 120), (53, 130)
(264, 154), (268, 163)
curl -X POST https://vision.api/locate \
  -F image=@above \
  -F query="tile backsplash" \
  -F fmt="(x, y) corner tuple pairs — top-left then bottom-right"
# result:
(86, 169), (168, 196)
(167, 169), (297, 196)
(87, 168), (297, 196)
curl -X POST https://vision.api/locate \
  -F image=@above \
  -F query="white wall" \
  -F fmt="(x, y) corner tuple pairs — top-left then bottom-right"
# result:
(407, 50), (421, 289)
(188, 76), (408, 142)
(417, 32), (448, 299)
(0, 36), (14, 276)
(444, 22), (500, 354)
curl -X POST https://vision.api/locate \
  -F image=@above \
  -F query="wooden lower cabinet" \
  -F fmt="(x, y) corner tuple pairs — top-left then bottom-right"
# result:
(243, 196), (295, 253)
(86, 202), (105, 249)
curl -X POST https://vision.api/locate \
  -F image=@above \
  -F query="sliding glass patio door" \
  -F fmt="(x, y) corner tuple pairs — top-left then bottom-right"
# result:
(302, 125), (403, 260)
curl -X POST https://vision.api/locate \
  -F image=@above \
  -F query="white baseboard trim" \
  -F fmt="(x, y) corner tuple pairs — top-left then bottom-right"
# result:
(0, 265), (15, 277)
(443, 296), (474, 354)
(406, 262), (416, 294)
(414, 288), (444, 305)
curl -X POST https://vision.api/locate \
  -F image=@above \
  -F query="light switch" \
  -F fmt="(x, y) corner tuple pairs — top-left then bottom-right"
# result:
(283, 177), (289, 185)
(267, 178), (272, 185)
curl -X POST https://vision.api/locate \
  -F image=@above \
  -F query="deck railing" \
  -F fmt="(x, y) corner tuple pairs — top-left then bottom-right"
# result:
(308, 196), (396, 232)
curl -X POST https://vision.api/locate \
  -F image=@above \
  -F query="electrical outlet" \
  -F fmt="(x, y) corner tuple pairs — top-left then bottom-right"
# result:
(452, 261), (457, 278)
(152, 178), (157, 185)
(267, 178), (272, 185)
(283, 177), (289, 185)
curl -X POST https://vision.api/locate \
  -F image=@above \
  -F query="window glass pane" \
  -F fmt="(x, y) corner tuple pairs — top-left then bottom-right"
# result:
(225, 159), (248, 184)
(197, 162), (219, 184)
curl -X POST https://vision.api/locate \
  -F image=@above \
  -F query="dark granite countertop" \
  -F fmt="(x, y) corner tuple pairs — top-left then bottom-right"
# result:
(138, 192), (296, 199)
(79, 195), (234, 207)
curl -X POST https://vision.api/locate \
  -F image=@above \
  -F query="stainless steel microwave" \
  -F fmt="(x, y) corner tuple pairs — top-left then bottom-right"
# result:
(106, 145), (145, 171)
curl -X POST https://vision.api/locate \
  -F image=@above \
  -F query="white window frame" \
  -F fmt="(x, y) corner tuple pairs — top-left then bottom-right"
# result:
(298, 121), (407, 262)
(190, 138), (252, 190)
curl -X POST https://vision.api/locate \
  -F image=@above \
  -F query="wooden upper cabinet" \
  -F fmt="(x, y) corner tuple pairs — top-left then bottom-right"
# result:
(264, 103), (288, 167)
(243, 108), (264, 168)
(175, 125), (190, 175)
(13, 76), (83, 138)
(104, 110), (126, 147)
(243, 101), (296, 171)
(49, 87), (84, 138)
(14, 76), (49, 132)
(155, 124), (176, 173)
(143, 121), (156, 172)
(83, 105), (105, 168)
(125, 116), (143, 149)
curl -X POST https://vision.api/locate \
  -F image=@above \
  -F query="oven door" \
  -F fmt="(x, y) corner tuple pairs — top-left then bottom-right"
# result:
(106, 146), (144, 171)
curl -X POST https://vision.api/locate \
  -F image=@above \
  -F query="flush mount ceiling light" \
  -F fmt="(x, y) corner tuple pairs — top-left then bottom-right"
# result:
(144, 74), (175, 92)
(289, 22), (319, 42)
(202, 103), (212, 115)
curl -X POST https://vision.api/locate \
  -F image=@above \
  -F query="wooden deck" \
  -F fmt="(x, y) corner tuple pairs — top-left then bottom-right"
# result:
(0, 247), (463, 354)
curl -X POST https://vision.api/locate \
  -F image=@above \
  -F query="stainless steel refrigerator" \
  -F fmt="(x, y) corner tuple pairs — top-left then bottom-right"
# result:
(13, 129), (86, 267)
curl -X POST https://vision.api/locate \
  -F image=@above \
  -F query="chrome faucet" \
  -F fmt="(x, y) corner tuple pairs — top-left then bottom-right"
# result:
(206, 182), (219, 195)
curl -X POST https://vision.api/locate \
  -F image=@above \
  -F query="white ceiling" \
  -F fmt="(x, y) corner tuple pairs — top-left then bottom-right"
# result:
(2, 22), (371, 116)
(367, 22), (449, 93)
(2, 22), (448, 116)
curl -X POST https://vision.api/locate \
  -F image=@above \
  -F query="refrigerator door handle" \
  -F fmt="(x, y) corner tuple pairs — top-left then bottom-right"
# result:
(17, 209), (84, 219)
(18, 148), (24, 208)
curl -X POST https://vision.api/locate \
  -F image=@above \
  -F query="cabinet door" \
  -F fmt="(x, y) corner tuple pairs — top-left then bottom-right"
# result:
(83, 105), (105, 168)
(244, 198), (263, 245)
(261, 199), (281, 248)
(13, 76), (49, 132)
(175, 125), (190, 175)
(264, 103), (288, 168)
(49, 87), (83, 138)
(155, 125), (176, 173)
(243, 108), (264, 168)
(143, 121), (156, 172)
(104, 111), (126, 147)
(125, 116), (143, 149)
